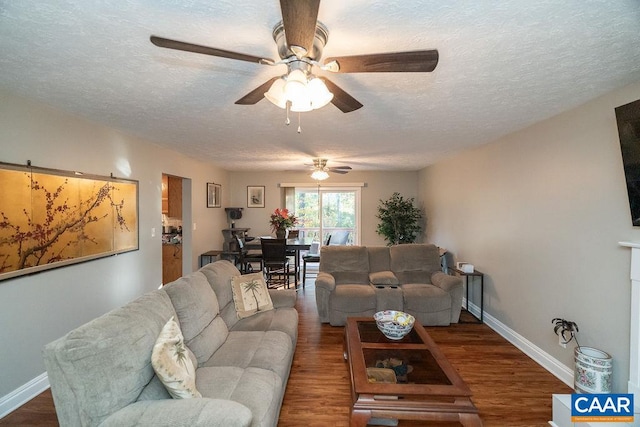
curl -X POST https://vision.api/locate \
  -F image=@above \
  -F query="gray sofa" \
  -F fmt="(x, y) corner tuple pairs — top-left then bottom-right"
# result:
(43, 260), (298, 427)
(315, 244), (463, 326)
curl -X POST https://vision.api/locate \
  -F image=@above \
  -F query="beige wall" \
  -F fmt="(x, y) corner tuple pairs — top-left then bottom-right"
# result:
(228, 170), (419, 245)
(419, 80), (640, 391)
(0, 89), (229, 399)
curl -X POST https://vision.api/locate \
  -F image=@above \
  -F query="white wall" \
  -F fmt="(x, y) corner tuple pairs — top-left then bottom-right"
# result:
(228, 170), (419, 245)
(0, 90), (229, 401)
(419, 80), (640, 392)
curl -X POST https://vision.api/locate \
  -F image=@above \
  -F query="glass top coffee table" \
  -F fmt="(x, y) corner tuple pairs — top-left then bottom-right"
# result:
(344, 317), (482, 426)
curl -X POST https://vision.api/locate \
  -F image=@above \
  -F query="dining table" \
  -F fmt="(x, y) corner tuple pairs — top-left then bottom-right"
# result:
(246, 237), (312, 288)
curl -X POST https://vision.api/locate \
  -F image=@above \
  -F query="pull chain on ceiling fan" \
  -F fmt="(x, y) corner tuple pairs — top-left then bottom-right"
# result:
(150, 0), (439, 122)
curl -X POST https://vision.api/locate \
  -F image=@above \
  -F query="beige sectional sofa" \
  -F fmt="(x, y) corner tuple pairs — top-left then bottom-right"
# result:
(315, 244), (463, 326)
(43, 260), (297, 427)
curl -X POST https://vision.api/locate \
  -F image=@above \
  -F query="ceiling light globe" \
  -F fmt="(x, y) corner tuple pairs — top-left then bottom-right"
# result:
(311, 170), (329, 181)
(307, 77), (334, 109)
(264, 77), (287, 109)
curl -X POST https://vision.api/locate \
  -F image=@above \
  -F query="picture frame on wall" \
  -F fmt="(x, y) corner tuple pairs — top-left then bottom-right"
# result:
(247, 185), (265, 208)
(207, 182), (221, 208)
(0, 161), (139, 282)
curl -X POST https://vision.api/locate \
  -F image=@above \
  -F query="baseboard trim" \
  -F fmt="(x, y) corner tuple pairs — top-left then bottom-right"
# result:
(463, 299), (574, 389)
(0, 372), (49, 419)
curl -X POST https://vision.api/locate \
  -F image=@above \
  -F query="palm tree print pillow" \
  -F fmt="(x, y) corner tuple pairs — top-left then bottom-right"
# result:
(151, 316), (202, 398)
(231, 273), (274, 319)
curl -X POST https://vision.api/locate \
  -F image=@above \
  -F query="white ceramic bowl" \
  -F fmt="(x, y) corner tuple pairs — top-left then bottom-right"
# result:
(374, 310), (415, 340)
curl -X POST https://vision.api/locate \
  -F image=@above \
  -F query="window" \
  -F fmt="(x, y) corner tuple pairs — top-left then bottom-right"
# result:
(291, 187), (360, 245)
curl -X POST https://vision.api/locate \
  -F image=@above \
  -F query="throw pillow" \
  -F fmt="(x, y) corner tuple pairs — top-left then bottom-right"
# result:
(231, 272), (274, 319)
(151, 316), (202, 399)
(369, 271), (399, 285)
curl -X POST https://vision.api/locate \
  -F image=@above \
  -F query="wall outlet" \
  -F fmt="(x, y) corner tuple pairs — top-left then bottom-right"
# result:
(558, 334), (567, 348)
(151, 227), (156, 238)
(193, 223), (197, 231)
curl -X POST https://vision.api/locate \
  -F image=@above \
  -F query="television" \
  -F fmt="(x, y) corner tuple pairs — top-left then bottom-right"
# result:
(616, 99), (640, 226)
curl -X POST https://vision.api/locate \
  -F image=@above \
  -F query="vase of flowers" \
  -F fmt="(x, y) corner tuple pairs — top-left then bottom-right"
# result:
(269, 208), (298, 239)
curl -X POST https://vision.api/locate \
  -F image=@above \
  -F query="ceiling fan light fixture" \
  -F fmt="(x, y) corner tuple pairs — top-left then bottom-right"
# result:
(311, 169), (329, 181)
(265, 67), (333, 113)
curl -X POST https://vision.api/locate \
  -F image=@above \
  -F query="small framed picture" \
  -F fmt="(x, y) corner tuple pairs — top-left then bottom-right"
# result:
(207, 182), (221, 208)
(247, 185), (265, 208)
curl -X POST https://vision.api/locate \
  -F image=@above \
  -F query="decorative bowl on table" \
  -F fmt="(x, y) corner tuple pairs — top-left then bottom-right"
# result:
(373, 310), (415, 340)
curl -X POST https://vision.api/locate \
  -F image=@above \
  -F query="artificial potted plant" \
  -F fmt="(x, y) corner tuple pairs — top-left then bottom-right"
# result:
(376, 192), (423, 245)
(552, 317), (612, 393)
(269, 208), (298, 239)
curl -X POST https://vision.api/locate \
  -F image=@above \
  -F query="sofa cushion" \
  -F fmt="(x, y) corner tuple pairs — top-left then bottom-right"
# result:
(320, 246), (370, 284)
(100, 398), (253, 427)
(202, 330), (293, 381)
(368, 246), (392, 273)
(390, 244), (441, 284)
(230, 307), (298, 345)
(196, 366), (283, 427)
(164, 272), (229, 366)
(231, 273), (274, 319)
(151, 316), (202, 399)
(401, 283), (451, 312)
(199, 260), (243, 328)
(329, 284), (377, 313)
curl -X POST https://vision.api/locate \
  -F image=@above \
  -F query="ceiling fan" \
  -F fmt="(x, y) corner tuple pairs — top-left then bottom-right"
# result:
(308, 158), (351, 180)
(150, 0), (439, 114)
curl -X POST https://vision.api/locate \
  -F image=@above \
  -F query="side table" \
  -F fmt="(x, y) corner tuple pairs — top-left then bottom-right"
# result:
(448, 266), (484, 323)
(199, 250), (223, 268)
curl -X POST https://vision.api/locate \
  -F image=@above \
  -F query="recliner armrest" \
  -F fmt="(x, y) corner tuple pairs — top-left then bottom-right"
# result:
(268, 288), (297, 308)
(431, 271), (463, 292)
(314, 272), (336, 292)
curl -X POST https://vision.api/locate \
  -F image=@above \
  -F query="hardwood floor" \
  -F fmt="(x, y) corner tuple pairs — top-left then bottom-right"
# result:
(0, 280), (572, 426)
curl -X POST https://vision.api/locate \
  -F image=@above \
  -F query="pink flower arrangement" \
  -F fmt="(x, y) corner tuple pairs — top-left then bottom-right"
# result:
(269, 208), (298, 233)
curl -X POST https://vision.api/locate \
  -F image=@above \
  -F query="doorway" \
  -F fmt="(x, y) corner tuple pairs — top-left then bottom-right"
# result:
(161, 174), (184, 284)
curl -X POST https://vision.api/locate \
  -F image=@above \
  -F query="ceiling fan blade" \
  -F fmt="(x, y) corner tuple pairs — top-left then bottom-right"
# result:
(150, 35), (275, 65)
(279, 0), (320, 56)
(329, 168), (350, 174)
(329, 166), (352, 171)
(324, 50), (439, 73)
(235, 77), (280, 105)
(320, 78), (363, 113)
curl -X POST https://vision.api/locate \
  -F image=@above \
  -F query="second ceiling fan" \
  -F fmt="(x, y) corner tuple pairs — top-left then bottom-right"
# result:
(150, 0), (439, 114)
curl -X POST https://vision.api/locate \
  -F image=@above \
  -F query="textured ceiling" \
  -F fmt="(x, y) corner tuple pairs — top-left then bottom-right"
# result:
(1, 1), (640, 172)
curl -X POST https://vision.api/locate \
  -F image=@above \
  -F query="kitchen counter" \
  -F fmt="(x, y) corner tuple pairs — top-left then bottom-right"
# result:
(162, 233), (182, 245)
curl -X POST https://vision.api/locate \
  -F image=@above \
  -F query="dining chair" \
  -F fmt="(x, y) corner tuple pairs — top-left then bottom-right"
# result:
(234, 236), (263, 274)
(329, 230), (350, 245)
(302, 234), (331, 288)
(261, 238), (290, 289)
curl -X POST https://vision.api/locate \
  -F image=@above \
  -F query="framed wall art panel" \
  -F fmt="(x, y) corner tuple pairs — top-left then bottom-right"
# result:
(247, 185), (265, 208)
(0, 161), (139, 282)
(207, 182), (221, 208)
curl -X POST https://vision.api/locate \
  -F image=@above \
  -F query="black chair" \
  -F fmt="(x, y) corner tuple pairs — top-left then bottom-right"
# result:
(234, 236), (263, 274)
(261, 238), (290, 289)
(302, 234), (331, 288)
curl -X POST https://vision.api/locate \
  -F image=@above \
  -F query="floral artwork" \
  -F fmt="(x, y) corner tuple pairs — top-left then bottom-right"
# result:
(0, 162), (138, 281)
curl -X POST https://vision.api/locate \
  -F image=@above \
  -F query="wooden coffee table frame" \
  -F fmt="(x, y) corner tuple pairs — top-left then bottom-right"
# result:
(344, 317), (482, 426)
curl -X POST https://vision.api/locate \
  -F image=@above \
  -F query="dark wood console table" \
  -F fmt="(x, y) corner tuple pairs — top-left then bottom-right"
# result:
(448, 267), (484, 323)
